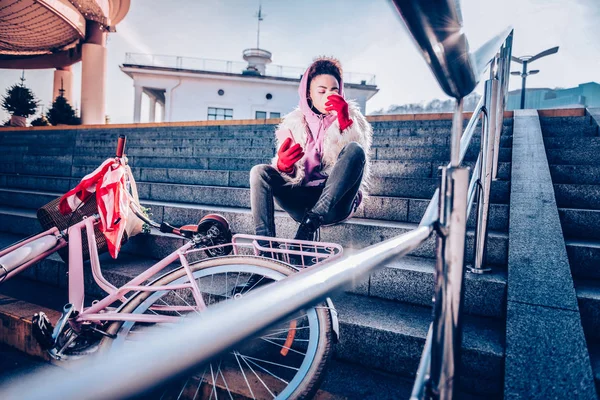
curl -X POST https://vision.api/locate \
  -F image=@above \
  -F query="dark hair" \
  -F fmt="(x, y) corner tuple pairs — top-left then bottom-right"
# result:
(306, 56), (343, 92)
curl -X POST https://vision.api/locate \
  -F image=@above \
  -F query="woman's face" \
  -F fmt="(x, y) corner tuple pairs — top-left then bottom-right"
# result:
(308, 74), (340, 114)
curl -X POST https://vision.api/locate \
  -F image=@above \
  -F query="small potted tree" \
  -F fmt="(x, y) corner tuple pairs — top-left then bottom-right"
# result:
(1, 73), (38, 127)
(47, 82), (80, 126)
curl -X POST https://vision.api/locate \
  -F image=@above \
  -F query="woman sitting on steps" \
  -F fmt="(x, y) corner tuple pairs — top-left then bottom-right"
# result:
(249, 56), (373, 256)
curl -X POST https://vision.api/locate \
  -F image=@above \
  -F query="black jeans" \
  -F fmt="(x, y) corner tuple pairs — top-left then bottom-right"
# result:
(250, 141), (366, 238)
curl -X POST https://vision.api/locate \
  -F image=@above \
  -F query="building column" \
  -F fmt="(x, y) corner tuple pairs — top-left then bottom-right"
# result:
(133, 84), (143, 123)
(149, 96), (157, 122)
(159, 101), (166, 122)
(53, 66), (73, 105)
(164, 89), (172, 122)
(80, 21), (107, 125)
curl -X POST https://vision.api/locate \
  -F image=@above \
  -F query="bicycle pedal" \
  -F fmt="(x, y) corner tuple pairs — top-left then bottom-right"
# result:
(32, 312), (55, 350)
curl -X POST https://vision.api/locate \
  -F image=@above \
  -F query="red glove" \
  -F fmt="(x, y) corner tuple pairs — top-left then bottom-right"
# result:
(277, 137), (304, 174)
(325, 94), (353, 131)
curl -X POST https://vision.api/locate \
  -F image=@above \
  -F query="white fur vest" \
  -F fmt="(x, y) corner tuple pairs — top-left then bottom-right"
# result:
(271, 100), (372, 196)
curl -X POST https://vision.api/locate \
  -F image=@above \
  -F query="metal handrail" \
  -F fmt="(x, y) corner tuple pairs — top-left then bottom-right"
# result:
(394, 0), (514, 393)
(0, 225), (435, 400)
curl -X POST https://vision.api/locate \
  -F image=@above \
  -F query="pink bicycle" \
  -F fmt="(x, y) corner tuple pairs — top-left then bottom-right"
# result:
(0, 136), (343, 400)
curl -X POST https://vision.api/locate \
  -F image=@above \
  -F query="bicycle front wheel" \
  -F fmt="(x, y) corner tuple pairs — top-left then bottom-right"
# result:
(99, 256), (333, 400)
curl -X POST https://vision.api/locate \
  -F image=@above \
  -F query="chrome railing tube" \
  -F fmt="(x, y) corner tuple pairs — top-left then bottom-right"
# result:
(429, 100), (471, 400)
(411, 324), (434, 400)
(492, 32), (514, 179)
(470, 78), (498, 273)
(450, 99), (464, 167)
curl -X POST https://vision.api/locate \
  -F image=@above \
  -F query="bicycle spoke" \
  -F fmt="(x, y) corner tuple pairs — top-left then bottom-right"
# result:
(157, 297), (183, 316)
(240, 354), (289, 385)
(261, 325), (310, 337)
(176, 378), (191, 400)
(237, 351), (276, 399)
(237, 354), (300, 371)
(241, 275), (266, 295)
(260, 337), (306, 356)
(172, 290), (202, 315)
(209, 273), (215, 309)
(217, 361), (234, 400)
(234, 271), (241, 295)
(233, 351), (256, 400)
(209, 363), (218, 400)
(191, 365), (209, 400)
(261, 336), (310, 342)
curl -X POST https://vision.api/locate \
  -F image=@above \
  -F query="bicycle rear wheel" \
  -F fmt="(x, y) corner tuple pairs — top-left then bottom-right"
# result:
(99, 256), (333, 400)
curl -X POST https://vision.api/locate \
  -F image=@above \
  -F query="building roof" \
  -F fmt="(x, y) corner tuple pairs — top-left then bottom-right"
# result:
(0, 0), (129, 68)
(121, 63), (379, 91)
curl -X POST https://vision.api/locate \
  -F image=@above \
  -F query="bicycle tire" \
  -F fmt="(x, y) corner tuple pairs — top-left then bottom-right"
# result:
(99, 256), (333, 400)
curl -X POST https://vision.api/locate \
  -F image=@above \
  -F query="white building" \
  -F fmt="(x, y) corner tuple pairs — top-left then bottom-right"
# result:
(120, 49), (379, 123)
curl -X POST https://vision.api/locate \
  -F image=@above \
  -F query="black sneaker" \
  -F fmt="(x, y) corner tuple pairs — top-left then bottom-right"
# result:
(294, 212), (323, 242)
(289, 212), (323, 266)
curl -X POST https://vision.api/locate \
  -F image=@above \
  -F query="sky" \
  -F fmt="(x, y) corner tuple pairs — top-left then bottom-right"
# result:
(1, 0), (599, 123)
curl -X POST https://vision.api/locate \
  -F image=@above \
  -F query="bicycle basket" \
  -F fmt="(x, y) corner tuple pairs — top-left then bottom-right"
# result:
(37, 196), (128, 263)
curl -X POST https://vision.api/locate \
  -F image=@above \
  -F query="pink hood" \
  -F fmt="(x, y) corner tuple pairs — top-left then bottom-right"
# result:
(296, 66), (342, 185)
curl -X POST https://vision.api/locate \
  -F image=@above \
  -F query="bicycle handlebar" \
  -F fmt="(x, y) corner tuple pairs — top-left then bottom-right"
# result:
(116, 135), (126, 158)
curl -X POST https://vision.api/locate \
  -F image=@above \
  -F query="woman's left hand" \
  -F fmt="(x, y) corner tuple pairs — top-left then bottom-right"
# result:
(325, 94), (354, 132)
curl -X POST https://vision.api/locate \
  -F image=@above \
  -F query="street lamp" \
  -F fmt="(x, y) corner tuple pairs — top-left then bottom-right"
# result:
(511, 46), (559, 109)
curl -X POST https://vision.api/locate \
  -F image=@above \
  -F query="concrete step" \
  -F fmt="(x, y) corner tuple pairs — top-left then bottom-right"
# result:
(366, 256), (506, 318)
(559, 208), (600, 241)
(0, 278), (500, 398)
(0, 186), (510, 231)
(332, 293), (504, 396)
(540, 116), (598, 137)
(0, 205), (510, 266)
(374, 146), (511, 163)
(547, 148), (600, 165)
(566, 239), (600, 280)
(8, 175), (505, 206)
(4, 143), (511, 170)
(79, 146), (276, 158)
(544, 136), (600, 149)
(42, 132), (513, 151)
(576, 279), (600, 342)
(589, 342), (600, 397)
(554, 184), (600, 210)
(319, 359), (416, 400)
(0, 226), (505, 320)
(550, 165), (600, 185)
(70, 159), (511, 182)
(0, 174), (79, 193)
(66, 133), (513, 149)
(0, 343), (56, 387)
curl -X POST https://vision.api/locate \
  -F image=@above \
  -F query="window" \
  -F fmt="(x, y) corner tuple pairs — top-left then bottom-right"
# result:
(208, 107), (233, 120)
(270, 112), (281, 119)
(255, 111), (267, 119)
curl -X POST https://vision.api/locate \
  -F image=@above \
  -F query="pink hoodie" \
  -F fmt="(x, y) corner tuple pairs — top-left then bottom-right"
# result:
(276, 66), (342, 186)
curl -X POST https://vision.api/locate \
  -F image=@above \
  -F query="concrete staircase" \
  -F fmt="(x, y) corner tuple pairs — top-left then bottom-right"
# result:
(0, 116), (513, 398)
(541, 112), (600, 395)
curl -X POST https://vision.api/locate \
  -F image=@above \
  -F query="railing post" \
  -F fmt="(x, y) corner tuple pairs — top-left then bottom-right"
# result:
(492, 31), (513, 180)
(469, 78), (498, 274)
(430, 98), (470, 399)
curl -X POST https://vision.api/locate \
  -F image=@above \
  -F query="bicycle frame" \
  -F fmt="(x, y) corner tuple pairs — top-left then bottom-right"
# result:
(1, 213), (344, 328)
(0, 227), (67, 283)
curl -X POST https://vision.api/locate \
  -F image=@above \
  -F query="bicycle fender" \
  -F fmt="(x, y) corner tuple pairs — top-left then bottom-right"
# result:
(326, 297), (340, 343)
